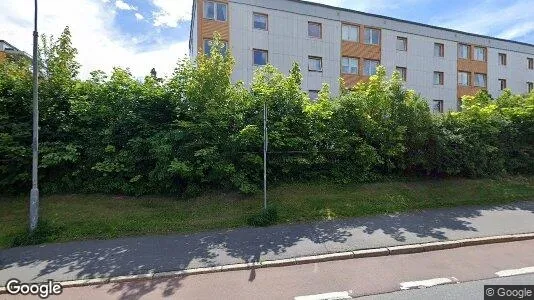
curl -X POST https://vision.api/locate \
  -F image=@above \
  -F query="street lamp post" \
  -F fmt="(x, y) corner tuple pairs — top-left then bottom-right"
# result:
(263, 101), (268, 210)
(29, 0), (39, 232)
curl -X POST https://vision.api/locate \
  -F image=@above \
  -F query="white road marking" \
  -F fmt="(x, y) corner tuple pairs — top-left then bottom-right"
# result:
(295, 291), (352, 300)
(400, 277), (458, 290)
(496, 266), (534, 277)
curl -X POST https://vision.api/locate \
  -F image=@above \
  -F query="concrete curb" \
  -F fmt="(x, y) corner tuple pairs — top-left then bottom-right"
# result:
(1, 232), (534, 293)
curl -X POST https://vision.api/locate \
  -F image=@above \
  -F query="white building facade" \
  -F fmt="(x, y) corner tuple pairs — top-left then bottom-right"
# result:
(190, 0), (534, 112)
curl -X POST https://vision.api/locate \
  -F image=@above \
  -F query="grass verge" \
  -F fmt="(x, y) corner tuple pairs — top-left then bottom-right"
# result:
(1, 176), (533, 248)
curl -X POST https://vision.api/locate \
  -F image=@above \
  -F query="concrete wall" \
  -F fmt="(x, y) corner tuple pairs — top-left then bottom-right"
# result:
(191, 0), (534, 109)
(190, 0), (198, 57)
(381, 29), (457, 111)
(231, 0), (534, 55)
(229, 1), (341, 94)
(488, 48), (534, 97)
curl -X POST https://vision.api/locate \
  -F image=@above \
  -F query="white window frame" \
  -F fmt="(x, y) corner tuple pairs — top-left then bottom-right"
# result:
(434, 71), (444, 85)
(527, 82), (533, 93)
(474, 73), (487, 87)
(308, 56), (323, 72)
(341, 24), (359, 42)
(204, 1), (227, 21)
(364, 28), (380, 45)
(528, 58), (534, 70)
(474, 46), (486, 61)
(458, 71), (470, 86)
(342, 57), (358, 74)
(364, 59), (379, 76)
(458, 44), (470, 60)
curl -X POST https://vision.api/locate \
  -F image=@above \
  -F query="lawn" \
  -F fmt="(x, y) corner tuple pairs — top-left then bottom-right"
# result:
(1, 176), (533, 248)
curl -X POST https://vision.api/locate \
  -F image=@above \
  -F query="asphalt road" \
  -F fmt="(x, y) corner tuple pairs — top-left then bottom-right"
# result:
(2, 201), (534, 285)
(6, 239), (534, 299)
(361, 274), (534, 300)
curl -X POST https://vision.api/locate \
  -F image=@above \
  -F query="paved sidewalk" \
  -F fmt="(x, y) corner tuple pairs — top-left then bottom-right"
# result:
(1, 201), (534, 285)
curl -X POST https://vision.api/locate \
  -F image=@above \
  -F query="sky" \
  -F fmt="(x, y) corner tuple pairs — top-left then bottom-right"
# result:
(1, 0), (533, 79)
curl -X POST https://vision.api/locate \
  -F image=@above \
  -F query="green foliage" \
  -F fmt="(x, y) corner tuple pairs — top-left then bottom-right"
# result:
(0, 27), (532, 196)
(10, 220), (63, 247)
(428, 90), (534, 177)
(246, 206), (279, 227)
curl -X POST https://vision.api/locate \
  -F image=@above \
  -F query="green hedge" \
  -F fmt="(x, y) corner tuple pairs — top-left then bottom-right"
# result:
(1, 29), (533, 195)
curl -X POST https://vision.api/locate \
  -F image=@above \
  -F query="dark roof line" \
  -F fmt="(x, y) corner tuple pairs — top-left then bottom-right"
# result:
(288, 0), (534, 48)
(0, 40), (22, 51)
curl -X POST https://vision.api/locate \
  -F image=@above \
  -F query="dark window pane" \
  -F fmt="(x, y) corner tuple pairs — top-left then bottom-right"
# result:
(216, 3), (227, 21)
(204, 1), (214, 19)
(254, 50), (267, 65)
(308, 22), (321, 38)
(204, 40), (228, 56)
(254, 14), (267, 30)
(204, 40), (211, 54)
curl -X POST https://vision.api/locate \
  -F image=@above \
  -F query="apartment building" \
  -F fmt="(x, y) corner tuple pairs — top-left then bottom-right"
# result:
(0, 40), (31, 62)
(189, 0), (534, 112)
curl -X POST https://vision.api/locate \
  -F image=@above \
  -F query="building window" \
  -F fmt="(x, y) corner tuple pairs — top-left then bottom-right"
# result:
(308, 22), (322, 38)
(433, 71), (444, 85)
(434, 43), (444, 57)
(433, 100), (444, 113)
(474, 46), (486, 61)
(342, 57), (358, 74)
(308, 56), (323, 72)
(396, 37), (407, 51)
(528, 82), (533, 93)
(458, 71), (470, 86)
(203, 39), (228, 55)
(396, 66), (407, 81)
(253, 13), (268, 30)
(528, 58), (534, 70)
(309, 90), (319, 100)
(499, 53), (507, 66)
(253, 49), (268, 66)
(458, 44), (470, 60)
(364, 59), (379, 76)
(204, 1), (227, 21)
(364, 28), (380, 45)
(474, 73), (487, 87)
(341, 24), (359, 42)
(499, 79), (507, 90)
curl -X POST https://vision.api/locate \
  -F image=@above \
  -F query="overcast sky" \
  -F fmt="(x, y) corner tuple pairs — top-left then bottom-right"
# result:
(1, 0), (533, 78)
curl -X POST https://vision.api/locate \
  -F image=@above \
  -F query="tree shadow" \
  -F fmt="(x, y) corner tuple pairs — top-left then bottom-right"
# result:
(1, 201), (533, 299)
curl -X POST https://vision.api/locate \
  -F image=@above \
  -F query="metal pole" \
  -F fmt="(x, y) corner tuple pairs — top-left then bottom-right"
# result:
(29, 0), (39, 232)
(263, 101), (267, 210)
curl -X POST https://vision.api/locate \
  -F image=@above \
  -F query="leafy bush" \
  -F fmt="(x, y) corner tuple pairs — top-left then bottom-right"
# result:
(10, 220), (63, 247)
(246, 206), (279, 227)
(1, 27), (532, 197)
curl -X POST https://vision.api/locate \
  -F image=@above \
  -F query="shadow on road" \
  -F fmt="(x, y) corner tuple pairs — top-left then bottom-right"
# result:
(1, 201), (533, 300)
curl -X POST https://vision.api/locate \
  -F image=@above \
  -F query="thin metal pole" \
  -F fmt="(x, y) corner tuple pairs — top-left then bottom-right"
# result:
(263, 101), (267, 210)
(30, 0), (39, 232)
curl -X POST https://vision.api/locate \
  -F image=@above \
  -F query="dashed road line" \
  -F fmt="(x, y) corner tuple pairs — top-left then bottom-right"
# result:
(400, 277), (459, 290)
(295, 291), (352, 300)
(496, 266), (534, 277)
